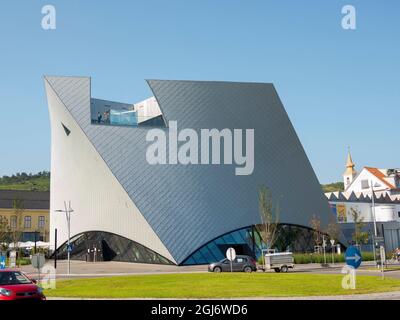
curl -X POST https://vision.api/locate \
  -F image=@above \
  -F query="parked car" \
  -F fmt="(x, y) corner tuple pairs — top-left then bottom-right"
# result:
(0, 270), (46, 300)
(208, 255), (257, 273)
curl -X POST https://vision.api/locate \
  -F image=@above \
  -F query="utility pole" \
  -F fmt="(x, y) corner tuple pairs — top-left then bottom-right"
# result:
(370, 181), (378, 266)
(371, 181), (378, 238)
(34, 231), (37, 253)
(55, 201), (74, 275)
(54, 228), (57, 269)
(251, 225), (256, 260)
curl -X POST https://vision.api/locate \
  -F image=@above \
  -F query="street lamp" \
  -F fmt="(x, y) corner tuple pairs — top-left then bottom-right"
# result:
(55, 201), (74, 275)
(370, 181), (380, 266)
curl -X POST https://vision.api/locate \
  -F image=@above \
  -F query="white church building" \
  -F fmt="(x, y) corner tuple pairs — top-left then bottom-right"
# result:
(325, 151), (400, 252)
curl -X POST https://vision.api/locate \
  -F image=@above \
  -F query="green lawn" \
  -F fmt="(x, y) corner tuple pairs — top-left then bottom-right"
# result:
(44, 273), (400, 298)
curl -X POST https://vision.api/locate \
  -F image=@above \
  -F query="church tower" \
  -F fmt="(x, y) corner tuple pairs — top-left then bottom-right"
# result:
(343, 148), (357, 190)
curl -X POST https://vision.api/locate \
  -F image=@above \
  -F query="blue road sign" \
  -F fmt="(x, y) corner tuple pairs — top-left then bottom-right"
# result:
(0, 255), (6, 269)
(345, 246), (362, 269)
(67, 244), (73, 253)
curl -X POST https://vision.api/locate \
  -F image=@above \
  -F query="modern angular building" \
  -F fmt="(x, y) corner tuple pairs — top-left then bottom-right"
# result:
(45, 76), (333, 265)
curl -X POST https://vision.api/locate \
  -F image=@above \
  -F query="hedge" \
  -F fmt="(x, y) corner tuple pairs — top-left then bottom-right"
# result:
(257, 252), (375, 265)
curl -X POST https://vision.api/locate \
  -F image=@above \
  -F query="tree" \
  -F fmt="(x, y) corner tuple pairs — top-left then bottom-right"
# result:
(0, 171), (50, 191)
(324, 215), (341, 243)
(257, 185), (280, 250)
(321, 182), (345, 193)
(10, 199), (25, 261)
(274, 225), (300, 252)
(350, 208), (369, 247)
(11, 198), (26, 267)
(309, 214), (323, 247)
(0, 216), (10, 250)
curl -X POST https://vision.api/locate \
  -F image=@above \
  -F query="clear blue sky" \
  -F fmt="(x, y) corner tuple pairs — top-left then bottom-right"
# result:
(0, 0), (399, 183)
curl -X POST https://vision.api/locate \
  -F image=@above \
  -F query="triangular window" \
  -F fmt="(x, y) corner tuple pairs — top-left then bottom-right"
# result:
(62, 123), (71, 136)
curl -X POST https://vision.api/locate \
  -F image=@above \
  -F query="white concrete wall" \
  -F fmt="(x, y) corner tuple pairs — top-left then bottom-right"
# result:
(347, 169), (389, 194)
(331, 201), (400, 223)
(375, 205), (399, 222)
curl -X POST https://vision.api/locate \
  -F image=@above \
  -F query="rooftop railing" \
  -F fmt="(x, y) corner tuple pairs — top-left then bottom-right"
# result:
(91, 109), (165, 127)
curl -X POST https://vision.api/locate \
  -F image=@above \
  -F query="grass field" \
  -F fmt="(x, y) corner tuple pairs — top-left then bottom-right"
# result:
(44, 273), (400, 298)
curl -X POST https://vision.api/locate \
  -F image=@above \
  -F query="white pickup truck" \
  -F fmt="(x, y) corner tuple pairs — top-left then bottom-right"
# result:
(261, 252), (295, 273)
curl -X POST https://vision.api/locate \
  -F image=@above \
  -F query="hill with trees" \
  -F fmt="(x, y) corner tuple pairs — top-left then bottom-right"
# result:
(0, 171), (343, 194)
(0, 171), (50, 191)
(321, 182), (344, 193)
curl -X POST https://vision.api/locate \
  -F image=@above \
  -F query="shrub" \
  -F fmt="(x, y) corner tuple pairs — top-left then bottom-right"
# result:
(257, 252), (375, 265)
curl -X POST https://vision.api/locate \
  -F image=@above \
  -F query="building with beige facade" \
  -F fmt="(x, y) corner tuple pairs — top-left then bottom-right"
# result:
(0, 190), (50, 242)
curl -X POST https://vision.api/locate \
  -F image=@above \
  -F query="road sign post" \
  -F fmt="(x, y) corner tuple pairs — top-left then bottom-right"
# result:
(345, 246), (362, 269)
(31, 253), (46, 285)
(9, 251), (16, 268)
(0, 254), (5, 270)
(226, 247), (236, 273)
(330, 239), (335, 265)
(373, 236), (385, 269)
(379, 246), (385, 279)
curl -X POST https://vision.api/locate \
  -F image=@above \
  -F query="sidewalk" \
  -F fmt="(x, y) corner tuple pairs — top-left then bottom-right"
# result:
(47, 291), (400, 300)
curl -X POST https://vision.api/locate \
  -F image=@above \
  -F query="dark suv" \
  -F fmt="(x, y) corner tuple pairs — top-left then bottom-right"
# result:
(208, 255), (257, 273)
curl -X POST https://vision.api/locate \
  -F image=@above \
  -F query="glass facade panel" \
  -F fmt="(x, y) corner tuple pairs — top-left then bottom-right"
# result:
(192, 250), (207, 264)
(198, 246), (218, 263)
(207, 242), (224, 261)
(182, 227), (263, 265)
(56, 231), (174, 265)
(231, 230), (245, 244)
(110, 109), (138, 126)
(56, 226), (320, 266)
(243, 229), (253, 245)
(214, 236), (227, 245)
(184, 257), (196, 265)
(221, 233), (236, 244)
(90, 99), (165, 128)
(132, 246), (140, 261)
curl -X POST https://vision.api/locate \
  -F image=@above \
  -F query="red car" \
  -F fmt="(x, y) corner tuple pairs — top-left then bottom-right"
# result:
(0, 270), (46, 300)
